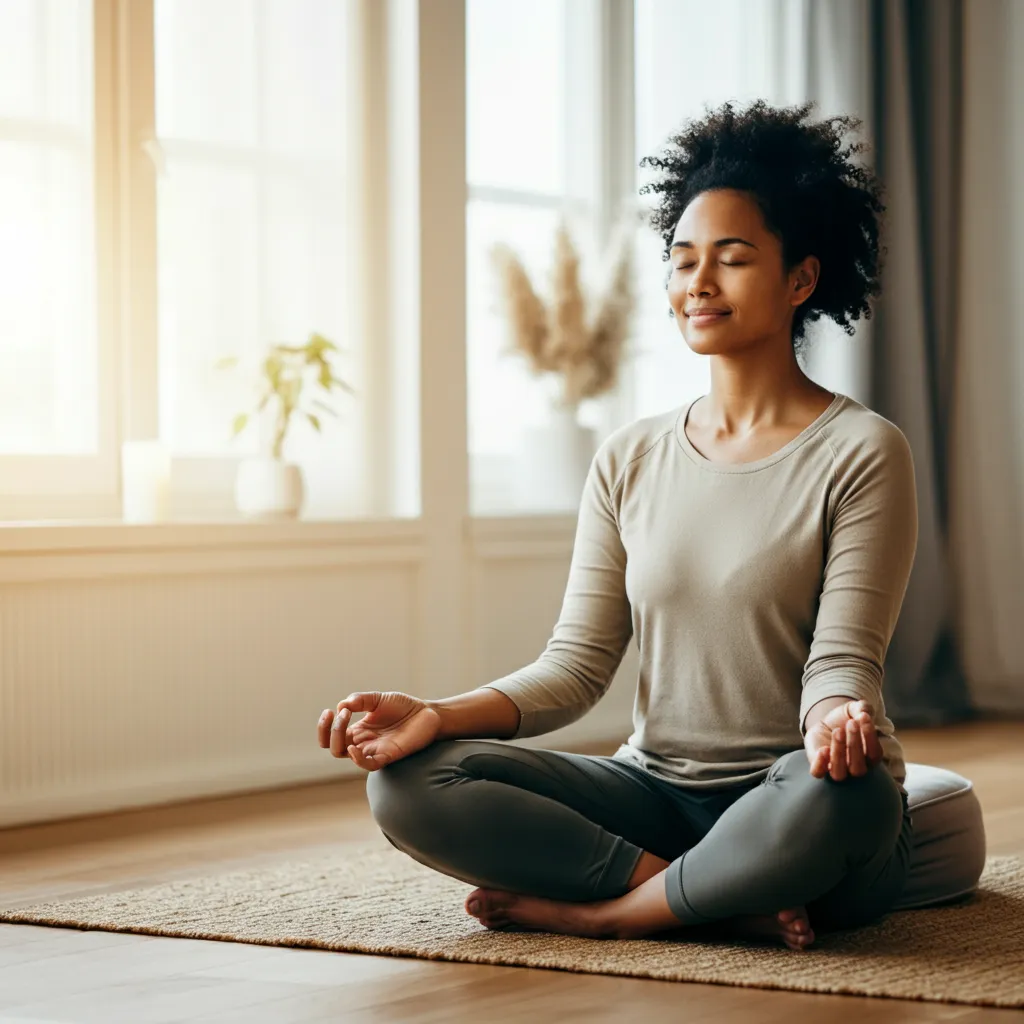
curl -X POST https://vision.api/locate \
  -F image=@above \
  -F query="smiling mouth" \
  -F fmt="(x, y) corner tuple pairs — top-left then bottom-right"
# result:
(687, 311), (731, 324)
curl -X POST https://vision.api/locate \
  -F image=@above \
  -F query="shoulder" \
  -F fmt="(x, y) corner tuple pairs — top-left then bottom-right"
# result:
(821, 397), (917, 532)
(822, 395), (915, 480)
(593, 407), (680, 492)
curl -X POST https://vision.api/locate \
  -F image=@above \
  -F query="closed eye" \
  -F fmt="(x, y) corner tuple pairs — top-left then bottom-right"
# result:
(674, 261), (748, 269)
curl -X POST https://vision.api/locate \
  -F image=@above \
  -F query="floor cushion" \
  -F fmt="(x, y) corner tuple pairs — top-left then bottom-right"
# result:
(894, 762), (987, 911)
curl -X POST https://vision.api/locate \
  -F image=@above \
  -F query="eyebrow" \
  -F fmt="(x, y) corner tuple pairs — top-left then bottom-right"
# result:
(670, 237), (759, 250)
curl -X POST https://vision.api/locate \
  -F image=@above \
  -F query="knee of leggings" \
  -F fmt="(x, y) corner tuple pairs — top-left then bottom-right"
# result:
(363, 741), (448, 842)
(803, 762), (904, 853)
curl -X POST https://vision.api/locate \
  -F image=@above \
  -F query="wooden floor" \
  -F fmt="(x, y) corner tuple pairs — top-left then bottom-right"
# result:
(2, 718), (1023, 1023)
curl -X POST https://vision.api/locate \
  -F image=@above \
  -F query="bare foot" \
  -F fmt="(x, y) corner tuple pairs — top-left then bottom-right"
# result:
(464, 888), (608, 938)
(720, 906), (815, 950)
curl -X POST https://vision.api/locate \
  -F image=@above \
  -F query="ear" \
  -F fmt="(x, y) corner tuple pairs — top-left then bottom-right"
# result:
(790, 255), (820, 307)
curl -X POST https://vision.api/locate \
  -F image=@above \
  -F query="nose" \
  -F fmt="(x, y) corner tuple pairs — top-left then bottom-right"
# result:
(688, 261), (718, 298)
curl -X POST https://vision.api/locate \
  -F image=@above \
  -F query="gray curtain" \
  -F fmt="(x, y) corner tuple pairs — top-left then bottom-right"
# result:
(946, 0), (1024, 713)
(868, 0), (974, 724)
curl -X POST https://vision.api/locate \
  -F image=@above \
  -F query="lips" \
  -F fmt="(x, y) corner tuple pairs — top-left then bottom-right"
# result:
(686, 309), (731, 325)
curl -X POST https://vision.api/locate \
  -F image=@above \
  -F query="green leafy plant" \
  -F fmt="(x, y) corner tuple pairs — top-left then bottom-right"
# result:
(217, 332), (356, 460)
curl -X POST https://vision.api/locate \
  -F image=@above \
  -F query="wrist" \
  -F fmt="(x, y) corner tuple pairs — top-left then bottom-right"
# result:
(802, 695), (856, 736)
(423, 699), (449, 740)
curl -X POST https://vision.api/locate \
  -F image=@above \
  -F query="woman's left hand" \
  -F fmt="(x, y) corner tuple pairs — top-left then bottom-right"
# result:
(805, 700), (884, 781)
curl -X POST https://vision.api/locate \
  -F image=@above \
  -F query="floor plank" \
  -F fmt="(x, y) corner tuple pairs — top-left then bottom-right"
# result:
(1, 717), (1022, 1023)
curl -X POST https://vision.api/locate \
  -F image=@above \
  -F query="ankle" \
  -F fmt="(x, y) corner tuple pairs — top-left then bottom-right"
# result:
(584, 898), (627, 939)
(627, 851), (671, 890)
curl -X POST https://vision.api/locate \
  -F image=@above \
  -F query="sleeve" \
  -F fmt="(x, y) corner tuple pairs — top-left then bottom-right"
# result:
(798, 425), (919, 736)
(480, 443), (635, 739)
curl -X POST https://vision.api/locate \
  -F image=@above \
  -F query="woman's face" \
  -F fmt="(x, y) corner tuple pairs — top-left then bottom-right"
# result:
(666, 188), (818, 355)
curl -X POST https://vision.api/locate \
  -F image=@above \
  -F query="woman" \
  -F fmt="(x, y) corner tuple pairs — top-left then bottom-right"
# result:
(317, 101), (916, 951)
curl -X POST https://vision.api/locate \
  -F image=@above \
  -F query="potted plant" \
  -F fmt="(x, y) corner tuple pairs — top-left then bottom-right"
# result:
(217, 332), (356, 520)
(490, 216), (637, 509)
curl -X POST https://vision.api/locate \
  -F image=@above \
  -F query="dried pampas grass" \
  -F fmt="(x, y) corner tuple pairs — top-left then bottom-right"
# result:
(490, 218), (636, 410)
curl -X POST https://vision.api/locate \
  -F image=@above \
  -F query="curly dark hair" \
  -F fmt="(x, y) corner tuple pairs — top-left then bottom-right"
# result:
(638, 99), (886, 353)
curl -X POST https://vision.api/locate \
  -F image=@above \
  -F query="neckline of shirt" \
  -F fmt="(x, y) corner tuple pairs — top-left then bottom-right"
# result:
(673, 391), (848, 474)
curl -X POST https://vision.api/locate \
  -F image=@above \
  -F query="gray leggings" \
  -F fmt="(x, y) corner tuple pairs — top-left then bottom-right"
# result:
(365, 739), (913, 931)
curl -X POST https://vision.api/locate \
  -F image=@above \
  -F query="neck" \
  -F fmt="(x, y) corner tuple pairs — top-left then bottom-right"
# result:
(702, 331), (827, 431)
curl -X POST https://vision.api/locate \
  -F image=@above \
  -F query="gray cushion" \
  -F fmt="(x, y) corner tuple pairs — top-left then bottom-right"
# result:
(894, 762), (987, 911)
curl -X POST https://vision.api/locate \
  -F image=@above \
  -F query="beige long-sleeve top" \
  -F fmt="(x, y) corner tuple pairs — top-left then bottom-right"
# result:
(483, 392), (916, 795)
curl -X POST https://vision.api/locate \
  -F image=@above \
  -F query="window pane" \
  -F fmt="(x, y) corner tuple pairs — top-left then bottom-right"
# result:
(155, 160), (260, 455)
(466, 0), (565, 194)
(0, 0), (96, 455)
(155, 0), (258, 148)
(154, 0), (352, 458)
(467, 199), (562, 459)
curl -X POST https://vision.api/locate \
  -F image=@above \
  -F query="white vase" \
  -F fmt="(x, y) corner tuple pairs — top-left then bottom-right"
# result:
(234, 458), (305, 520)
(516, 404), (597, 512)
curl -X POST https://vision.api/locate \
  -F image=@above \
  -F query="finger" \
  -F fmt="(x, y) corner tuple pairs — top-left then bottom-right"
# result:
(348, 743), (382, 772)
(330, 707), (352, 758)
(348, 723), (375, 744)
(362, 740), (392, 767)
(830, 727), (848, 782)
(858, 715), (884, 764)
(337, 692), (382, 715)
(846, 719), (867, 776)
(318, 709), (333, 748)
(808, 746), (829, 778)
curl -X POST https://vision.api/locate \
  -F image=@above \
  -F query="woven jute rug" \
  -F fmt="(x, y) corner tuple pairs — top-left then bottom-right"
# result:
(2, 841), (1022, 1008)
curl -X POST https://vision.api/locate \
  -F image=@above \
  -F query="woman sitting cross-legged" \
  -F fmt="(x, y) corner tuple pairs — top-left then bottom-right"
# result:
(317, 100), (918, 951)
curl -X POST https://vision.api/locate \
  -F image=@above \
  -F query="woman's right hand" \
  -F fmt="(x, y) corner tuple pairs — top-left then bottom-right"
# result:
(317, 691), (442, 772)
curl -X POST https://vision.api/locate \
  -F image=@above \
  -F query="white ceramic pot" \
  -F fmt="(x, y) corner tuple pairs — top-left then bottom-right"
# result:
(234, 458), (305, 520)
(516, 404), (597, 512)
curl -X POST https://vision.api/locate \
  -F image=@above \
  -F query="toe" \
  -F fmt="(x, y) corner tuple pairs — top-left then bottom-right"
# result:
(468, 888), (517, 916)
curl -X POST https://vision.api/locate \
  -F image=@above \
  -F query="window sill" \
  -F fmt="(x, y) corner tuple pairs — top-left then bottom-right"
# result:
(0, 514), (581, 581)
(0, 516), (424, 555)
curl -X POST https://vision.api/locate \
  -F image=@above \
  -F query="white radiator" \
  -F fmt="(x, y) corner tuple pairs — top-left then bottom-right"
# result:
(0, 521), (635, 828)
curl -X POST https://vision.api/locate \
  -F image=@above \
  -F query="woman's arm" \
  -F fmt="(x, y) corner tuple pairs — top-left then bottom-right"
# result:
(799, 422), (919, 741)
(425, 687), (522, 741)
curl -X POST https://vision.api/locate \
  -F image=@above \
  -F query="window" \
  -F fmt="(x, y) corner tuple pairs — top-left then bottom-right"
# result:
(154, 0), (353, 459)
(0, 0), (97, 456)
(152, 0), (370, 519)
(0, 0), (382, 522)
(465, 0), (628, 515)
(0, 0), (116, 518)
